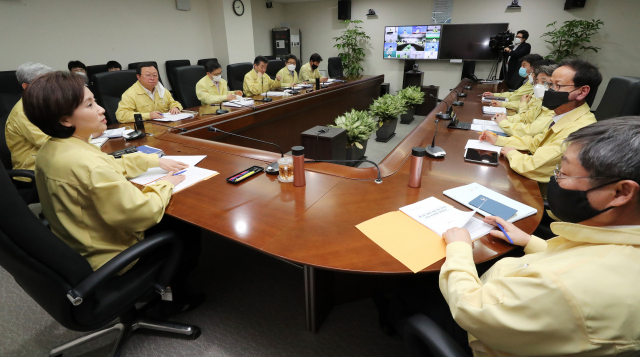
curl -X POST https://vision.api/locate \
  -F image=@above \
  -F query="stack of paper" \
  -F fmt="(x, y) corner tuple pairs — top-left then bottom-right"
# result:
(223, 99), (255, 108)
(482, 107), (507, 115)
(129, 155), (207, 185)
(100, 128), (126, 138)
(90, 137), (108, 147)
(465, 139), (502, 153)
(470, 119), (505, 134)
(154, 113), (194, 122)
(261, 91), (286, 97)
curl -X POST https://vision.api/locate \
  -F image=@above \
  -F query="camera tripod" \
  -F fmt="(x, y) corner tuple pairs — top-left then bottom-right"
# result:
(487, 50), (509, 81)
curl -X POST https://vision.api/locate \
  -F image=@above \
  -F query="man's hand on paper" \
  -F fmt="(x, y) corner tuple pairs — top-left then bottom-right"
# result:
(483, 216), (531, 246)
(170, 107), (181, 115)
(493, 113), (507, 124)
(227, 94), (237, 101)
(159, 170), (186, 186)
(234, 90), (243, 96)
(321, 77), (329, 83)
(500, 147), (517, 156)
(443, 227), (472, 246)
(159, 158), (188, 172)
(482, 91), (493, 97)
(478, 130), (498, 145)
(149, 111), (163, 119)
(490, 100), (502, 107)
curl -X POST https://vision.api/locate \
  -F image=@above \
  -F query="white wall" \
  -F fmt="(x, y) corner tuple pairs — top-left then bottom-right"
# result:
(252, 0), (287, 57)
(0, 0), (216, 90)
(223, 0), (257, 64)
(283, 0), (640, 109)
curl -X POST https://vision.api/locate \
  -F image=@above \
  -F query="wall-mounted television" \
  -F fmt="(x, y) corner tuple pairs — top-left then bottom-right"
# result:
(439, 23), (509, 60)
(383, 25), (442, 60)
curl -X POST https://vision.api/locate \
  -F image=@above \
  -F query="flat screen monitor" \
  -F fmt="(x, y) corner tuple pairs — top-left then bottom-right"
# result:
(439, 23), (509, 60)
(383, 25), (442, 60)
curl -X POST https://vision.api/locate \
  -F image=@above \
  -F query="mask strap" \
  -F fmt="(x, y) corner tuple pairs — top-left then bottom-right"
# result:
(586, 178), (624, 193)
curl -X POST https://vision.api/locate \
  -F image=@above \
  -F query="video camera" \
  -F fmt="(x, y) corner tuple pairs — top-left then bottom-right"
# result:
(489, 30), (515, 53)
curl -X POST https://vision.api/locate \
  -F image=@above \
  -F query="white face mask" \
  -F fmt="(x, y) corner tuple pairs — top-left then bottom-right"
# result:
(513, 38), (522, 45)
(211, 74), (222, 82)
(528, 74), (534, 84)
(533, 84), (546, 99)
(287, 64), (296, 71)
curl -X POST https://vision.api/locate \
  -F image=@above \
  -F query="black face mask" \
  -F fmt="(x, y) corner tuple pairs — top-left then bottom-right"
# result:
(547, 176), (621, 223)
(311, 64), (318, 70)
(541, 87), (579, 110)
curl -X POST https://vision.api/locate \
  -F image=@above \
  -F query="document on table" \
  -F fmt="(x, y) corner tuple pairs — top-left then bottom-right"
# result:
(169, 166), (219, 193)
(470, 124), (505, 133)
(129, 155), (207, 185)
(90, 137), (108, 147)
(465, 140), (502, 153)
(99, 128), (126, 138)
(154, 113), (195, 122)
(482, 107), (507, 115)
(261, 91), (286, 97)
(223, 99), (255, 108)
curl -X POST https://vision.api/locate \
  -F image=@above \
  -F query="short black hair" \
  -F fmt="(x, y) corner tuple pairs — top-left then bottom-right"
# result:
(106, 61), (121, 70)
(22, 71), (85, 139)
(517, 30), (529, 40)
(136, 62), (158, 75)
(254, 56), (269, 66)
(531, 59), (556, 71)
(285, 54), (298, 65)
(309, 53), (323, 62)
(205, 60), (221, 73)
(559, 58), (603, 103)
(67, 60), (86, 71)
(521, 54), (544, 66)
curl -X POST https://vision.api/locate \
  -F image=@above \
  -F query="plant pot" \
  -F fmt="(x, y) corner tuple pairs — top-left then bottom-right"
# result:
(400, 106), (415, 124)
(375, 116), (398, 142)
(345, 140), (368, 167)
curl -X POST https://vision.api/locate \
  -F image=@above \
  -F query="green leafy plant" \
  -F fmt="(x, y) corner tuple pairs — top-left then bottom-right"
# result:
(542, 19), (604, 62)
(333, 20), (371, 78)
(397, 86), (425, 108)
(369, 94), (407, 127)
(329, 109), (377, 148)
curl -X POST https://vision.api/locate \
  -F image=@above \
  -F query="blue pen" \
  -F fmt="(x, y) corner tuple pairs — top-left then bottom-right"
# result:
(496, 223), (514, 244)
(173, 169), (187, 176)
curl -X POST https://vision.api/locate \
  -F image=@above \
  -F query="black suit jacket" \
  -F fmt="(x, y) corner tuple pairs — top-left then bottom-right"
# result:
(506, 43), (531, 78)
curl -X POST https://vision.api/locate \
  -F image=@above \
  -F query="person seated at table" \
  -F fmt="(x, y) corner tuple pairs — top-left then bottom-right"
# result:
(68, 60), (89, 84)
(378, 118), (640, 356)
(23, 71), (204, 315)
(196, 60), (243, 105)
(299, 53), (328, 83)
(276, 54), (301, 88)
(479, 58), (600, 193)
(493, 61), (557, 137)
(106, 60), (122, 71)
(243, 55), (282, 97)
(116, 62), (183, 123)
(482, 54), (543, 112)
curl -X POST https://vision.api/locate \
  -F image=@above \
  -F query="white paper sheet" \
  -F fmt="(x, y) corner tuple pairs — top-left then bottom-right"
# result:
(223, 99), (255, 108)
(98, 128), (125, 138)
(470, 124), (505, 133)
(129, 155), (207, 185)
(473, 119), (498, 126)
(482, 107), (507, 115)
(90, 137), (108, 147)
(465, 140), (502, 153)
(153, 113), (194, 122)
(171, 166), (218, 193)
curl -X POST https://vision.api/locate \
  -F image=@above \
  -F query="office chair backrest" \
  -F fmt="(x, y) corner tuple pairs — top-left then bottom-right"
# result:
(93, 70), (138, 125)
(165, 60), (191, 100)
(127, 61), (163, 84)
(197, 58), (218, 67)
(0, 164), (94, 331)
(594, 76), (640, 120)
(0, 70), (23, 118)
(173, 65), (206, 109)
(328, 57), (344, 78)
(227, 62), (253, 92)
(86, 65), (108, 80)
(507, 75), (526, 91)
(1, 113), (12, 170)
(266, 59), (285, 79)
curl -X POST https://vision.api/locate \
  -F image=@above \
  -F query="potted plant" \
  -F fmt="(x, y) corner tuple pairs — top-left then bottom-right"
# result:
(369, 94), (406, 142)
(542, 19), (604, 62)
(329, 109), (377, 166)
(397, 86), (425, 124)
(333, 20), (371, 78)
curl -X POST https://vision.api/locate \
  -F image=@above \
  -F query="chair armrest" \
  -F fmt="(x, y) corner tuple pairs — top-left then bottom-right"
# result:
(402, 314), (469, 357)
(66, 230), (183, 306)
(8, 169), (35, 181)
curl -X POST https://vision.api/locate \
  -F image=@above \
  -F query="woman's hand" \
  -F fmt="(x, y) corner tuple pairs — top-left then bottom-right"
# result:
(482, 216), (531, 246)
(443, 227), (472, 246)
(158, 170), (186, 186)
(478, 130), (498, 145)
(159, 158), (188, 172)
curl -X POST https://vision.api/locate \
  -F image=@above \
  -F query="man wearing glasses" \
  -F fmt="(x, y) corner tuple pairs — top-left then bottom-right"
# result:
(116, 62), (182, 123)
(479, 58), (600, 195)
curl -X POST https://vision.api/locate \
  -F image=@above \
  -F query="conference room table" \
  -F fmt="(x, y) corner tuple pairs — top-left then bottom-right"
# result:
(104, 76), (543, 332)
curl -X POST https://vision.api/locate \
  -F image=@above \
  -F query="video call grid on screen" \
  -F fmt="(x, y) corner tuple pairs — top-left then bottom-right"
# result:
(383, 25), (441, 60)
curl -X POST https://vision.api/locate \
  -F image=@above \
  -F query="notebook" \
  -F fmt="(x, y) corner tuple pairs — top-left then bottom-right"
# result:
(482, 107), (507, 115)
(443, 183), (537, 223)
(469, 195), (518, 221)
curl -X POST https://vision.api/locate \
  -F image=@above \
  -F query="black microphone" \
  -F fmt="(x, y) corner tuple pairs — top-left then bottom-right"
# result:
(216, 102), (229, 115)
(147, 121), (187, 132)
(425, 118), (446, 158)
(207, 126), (283, 174)
(430, 94), (452, 120)
(454, 89), (468, 98)
(306, 159), (382, 183)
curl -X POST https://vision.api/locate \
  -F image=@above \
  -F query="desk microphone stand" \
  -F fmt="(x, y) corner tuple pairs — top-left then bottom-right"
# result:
(425, 118), (446, 158)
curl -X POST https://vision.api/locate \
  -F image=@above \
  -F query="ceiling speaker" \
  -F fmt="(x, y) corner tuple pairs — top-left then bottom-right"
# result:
(564, 0), (586, 10)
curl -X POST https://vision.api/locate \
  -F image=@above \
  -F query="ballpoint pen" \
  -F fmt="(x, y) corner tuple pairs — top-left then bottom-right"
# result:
(173, 169), (187, 176)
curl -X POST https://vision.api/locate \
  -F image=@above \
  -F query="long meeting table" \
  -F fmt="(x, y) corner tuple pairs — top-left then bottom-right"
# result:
(104, 76), (543, 332)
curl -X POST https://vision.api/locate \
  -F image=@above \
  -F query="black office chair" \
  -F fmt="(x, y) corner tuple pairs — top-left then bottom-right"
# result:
(402, 314), (469, 357)
(165, 60), (191, 102)
(197, 58), (218, 67)
(226, 62), (253, 92)
(266, 59), (285, 79)
(0, 70), (23, 118)
(0, 112), (38, 204)
(127, 61), (163, 84)
(507, 75), (526, 91)
(93, 70), (138, 125)
(594, 76), (640, 120)
(264, 55), (276, 60)
(87, 65), (108, 80)
(173, 66), (206, 109)
(328, 57), (344, 78)
(0, 164), (201, 357)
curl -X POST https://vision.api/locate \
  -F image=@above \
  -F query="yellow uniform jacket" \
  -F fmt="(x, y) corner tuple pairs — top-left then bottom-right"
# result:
(36, 137), (174, 271)
(195, 76), (229, 105)
(116, 81), (183, 123)
(299, 63), (321, 82)
(498, 96), (555, 137)
(440, 223), (640, 356)
(493, 81), (533, 112)
(495, 103), (596, 183)
(5, 99), (50, 171)
(243, 70), (280, 97)
(277, 67), (300, 87)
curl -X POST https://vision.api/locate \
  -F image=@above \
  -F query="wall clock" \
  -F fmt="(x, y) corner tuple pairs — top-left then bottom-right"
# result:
(233, 0), (244, 16)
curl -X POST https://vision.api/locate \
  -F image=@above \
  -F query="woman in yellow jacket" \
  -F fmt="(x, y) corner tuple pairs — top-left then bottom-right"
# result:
(276, 54), (301, 88)
(22, 71), (203, 316)
(195, 60), (243, 105)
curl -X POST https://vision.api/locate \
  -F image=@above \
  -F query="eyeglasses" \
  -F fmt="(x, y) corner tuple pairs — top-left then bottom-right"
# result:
(537, 81), (553, 89)
(554, 164), (608, 180)
(549, 83), (577, 91)
(143, 74), (158, 79)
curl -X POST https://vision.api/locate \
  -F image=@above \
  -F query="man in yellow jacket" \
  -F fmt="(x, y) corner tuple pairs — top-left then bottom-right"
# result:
(439, 118), (640, 356)
(116, 62), (183, 123)
(5, 62), (53, 172)
(483, 54), (543, 112)
(494, 63), (556, 137)
(479, 59), (601, 188)
(299, 53), (328, 83)
(196, 60), (243, 105)
(276, 54), (301, 88)
(243, 56), (282, 97)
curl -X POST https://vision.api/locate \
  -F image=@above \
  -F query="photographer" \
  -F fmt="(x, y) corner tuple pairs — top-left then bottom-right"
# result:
(503, 30), (531, 88)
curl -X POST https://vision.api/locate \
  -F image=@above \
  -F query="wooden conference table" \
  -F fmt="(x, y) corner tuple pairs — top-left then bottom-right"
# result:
(104, 76), (543, 332)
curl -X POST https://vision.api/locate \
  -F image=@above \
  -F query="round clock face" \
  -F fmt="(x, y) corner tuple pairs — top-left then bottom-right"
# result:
(233, 0), (244, 16)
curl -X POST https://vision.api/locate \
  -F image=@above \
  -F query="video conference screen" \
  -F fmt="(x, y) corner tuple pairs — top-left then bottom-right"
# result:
(383, 25), (442, 60)
(438, 23), (509, 60)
